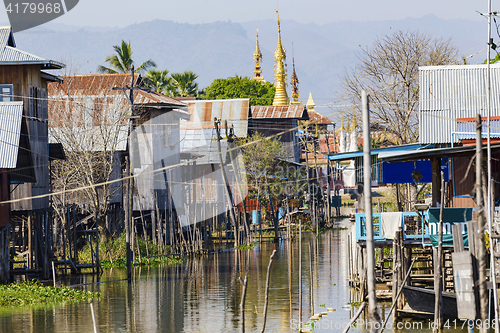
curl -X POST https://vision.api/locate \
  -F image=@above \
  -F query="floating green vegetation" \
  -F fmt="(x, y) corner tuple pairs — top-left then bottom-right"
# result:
(0, 280), (99, 307)
(306, 320), (316, 329)
(236, 243), (256, 251)
(349, 301), (363, 308)
(98, 256), (184, 269)
(78, 233), (184, 269)
(319, 303), (326, 307)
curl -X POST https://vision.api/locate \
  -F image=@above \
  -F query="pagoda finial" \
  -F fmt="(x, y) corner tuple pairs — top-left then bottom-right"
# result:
(272, 9), (289, 106)
(253, 29), (264, 82)
(306, 92), (316, 111)
(290, 45), (300, 104)
(349, 112), (358, 131)
(340, 115), (345, 131)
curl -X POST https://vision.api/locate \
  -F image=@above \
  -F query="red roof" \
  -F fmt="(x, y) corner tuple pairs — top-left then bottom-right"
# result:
(48, 74), (186, 107)
(307, 111), (333, 125)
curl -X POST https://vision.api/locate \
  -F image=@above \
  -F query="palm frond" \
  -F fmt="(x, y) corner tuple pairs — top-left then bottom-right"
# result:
(97, 65), (118, 74)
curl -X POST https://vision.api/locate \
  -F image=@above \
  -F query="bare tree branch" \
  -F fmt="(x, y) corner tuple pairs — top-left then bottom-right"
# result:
(342, 30), (458, 144)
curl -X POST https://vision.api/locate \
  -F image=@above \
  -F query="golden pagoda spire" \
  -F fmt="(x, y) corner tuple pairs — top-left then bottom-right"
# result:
(272, 10), (289, 106)
(306, 92), (316, 111)
(349, 112), (358, 131)
(290, 47), (300, 104)
(253, 29), (264, 82)
(340, 115), (345, 131)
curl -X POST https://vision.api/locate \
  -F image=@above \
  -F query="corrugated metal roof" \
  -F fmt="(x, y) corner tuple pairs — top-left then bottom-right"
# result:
(327, 143), (426, 161)
(182, 99), (249, 137)
(49, 74), (186, 107)
(180, 99), (249, 163)
(50, 73), (140, 94)
(251, 104), (307, 119)
(0, 26), (15, 49)
(419, 64), (500, 144)
(134, 89), (187, 107)
(0, 101), (22, 168)
(379, 142), (500, 162)
(307, 111), (333, 125)
(455, 117), (500, 140)
(0, 46), (64, 68)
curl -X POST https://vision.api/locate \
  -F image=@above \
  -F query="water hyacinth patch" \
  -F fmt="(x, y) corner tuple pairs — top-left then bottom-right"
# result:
(0, 280), (100, 307)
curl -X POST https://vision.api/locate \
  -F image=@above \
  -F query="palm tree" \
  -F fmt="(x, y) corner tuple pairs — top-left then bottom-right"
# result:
(97, 40), (156, 74)
(169, 70), (199, 97)
(143, 69), (172, 93)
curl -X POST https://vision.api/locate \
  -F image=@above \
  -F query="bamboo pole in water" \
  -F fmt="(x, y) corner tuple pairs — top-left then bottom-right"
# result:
(261, 249), (277, 333)
(239, 274), (248, 333)
(362, 90), (379, 330)
(299, 218), (302, 327)
(342, 302), (366, 333)
(309, 243), (314, 317)
(90, 302), (97, 333)
(433, 174), (445, 332)
(137, 196), (150, 264)
(380, 257), (417, 332)
(475, 114), (488, 332)
(288, 236), (292, 324)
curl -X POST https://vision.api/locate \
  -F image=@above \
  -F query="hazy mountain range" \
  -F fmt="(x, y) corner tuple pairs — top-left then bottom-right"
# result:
(10, 14), (487, 120)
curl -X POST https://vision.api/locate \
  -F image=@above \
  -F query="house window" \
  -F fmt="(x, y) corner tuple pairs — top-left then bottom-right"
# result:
(0, 84), (13, 102)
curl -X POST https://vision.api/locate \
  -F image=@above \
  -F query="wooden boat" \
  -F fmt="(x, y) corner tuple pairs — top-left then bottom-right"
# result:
(401, 285), (458, 317)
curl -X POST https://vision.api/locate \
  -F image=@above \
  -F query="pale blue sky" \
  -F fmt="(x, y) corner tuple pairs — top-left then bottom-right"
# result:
(0, 0), (487, 28)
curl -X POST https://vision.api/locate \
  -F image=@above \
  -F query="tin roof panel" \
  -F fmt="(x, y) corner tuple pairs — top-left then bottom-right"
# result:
(250, 104), (307, 119)
(0, 101), (22, 168)
(419, 64), (500, 144)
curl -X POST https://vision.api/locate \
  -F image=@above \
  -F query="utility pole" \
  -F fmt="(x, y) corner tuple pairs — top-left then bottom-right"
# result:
(299, 132), (313, 230)
(214, 118), (239, 247)
(226, 122), (250, 244)
(486, 0), (499, 328)
(113, 65), (137, 281)
(362, 90), (379, 331)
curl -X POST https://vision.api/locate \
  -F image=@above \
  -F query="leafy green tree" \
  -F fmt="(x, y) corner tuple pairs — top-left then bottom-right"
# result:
(97, 40), (156, 74)
(203, 76), (275, 106)
(484, 52), (500, 64)
(168, 70), (199, 97)
(143, 69), (172, 93)
(236, 132), (304, 222)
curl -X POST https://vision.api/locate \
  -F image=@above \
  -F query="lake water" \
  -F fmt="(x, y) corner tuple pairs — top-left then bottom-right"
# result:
(0, 222), (469, 332)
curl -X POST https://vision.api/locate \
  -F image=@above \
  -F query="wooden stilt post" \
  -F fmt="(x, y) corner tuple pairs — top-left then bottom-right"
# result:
(125, 155), (132, 281)
(27, 214), (32, 269)
(299, 216), (302, 328)
(309, 243), (314, 317)
(73, 204), (77, 263)
(392, 229), (401, 322)
(362, 90), (379, 330)
(475, 114), (488, 332)
(434, 174), (446, 332)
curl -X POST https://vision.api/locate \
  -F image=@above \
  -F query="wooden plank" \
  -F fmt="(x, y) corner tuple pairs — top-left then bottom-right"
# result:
(452, 224), (465, 253)
(451, 251), (476, 320)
